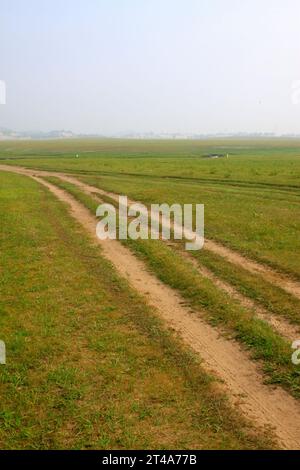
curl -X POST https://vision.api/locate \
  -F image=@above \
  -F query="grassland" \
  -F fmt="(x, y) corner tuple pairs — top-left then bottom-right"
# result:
(44, 176), (300, 399)
(1, 138), (300, 279)
(0, 171), (272, 449)
(1, 138), (300, 449)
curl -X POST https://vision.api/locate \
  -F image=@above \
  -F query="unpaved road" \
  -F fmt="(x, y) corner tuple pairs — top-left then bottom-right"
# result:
(61, 173), (300, 342)
(2, 164), (300, 449)
(1, 164), (300, 300)
(59, 171), (300, 301)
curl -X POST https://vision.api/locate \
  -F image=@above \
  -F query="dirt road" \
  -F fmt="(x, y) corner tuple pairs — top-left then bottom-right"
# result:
(1, 164), (300, 449)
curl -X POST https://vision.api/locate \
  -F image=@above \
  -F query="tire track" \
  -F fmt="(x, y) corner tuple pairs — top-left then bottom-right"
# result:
(58, 172), (300, 301)
(60, 174), (300, 342)
(1, 165), (300, 449)
(2, 164), (300, 300)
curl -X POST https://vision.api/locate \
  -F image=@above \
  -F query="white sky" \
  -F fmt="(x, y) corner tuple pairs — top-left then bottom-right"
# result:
(1, 0), (300, 134)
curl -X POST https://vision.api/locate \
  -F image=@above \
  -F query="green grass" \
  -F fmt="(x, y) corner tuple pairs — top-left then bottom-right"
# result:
(190, 248), (300, 326)
(78, 172), (300, 280)
(82, 168), (300, 327)
(0, 171), (273, 449)
(44, 176), (300, 400)
(3, 138), (299, 278)
(2, 137), (300, 187)
(2, 136), (300, 449)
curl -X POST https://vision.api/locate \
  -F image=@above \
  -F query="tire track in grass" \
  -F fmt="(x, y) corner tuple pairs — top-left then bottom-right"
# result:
(2, 165), (299, 344)
(58, 173), (300, 302)
(2, 164), (300, 300)
(1, 165), (300, 449)
(50, 173), (300, 342)
(176, 248), (300, 341)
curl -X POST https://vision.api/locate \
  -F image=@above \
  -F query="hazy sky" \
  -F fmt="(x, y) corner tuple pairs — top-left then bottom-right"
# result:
(1, 0), (300, 134)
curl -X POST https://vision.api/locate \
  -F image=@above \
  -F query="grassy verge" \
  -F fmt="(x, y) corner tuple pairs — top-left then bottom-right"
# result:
(0, 171), (274, 450)
(44, 176), (300, 400)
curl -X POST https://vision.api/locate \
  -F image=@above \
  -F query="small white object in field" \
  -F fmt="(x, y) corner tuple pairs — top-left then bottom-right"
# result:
(227, 154), (229, 158)
(76, 154), (79, 158)
(0, 341), (6, 364)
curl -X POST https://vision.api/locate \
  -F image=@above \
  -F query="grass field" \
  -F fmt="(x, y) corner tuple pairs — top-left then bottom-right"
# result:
(44, 176), (300, 399)
(1, 138), (300, 449)
(0, 171), (273, 449)
(1, 138), (300, 278)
